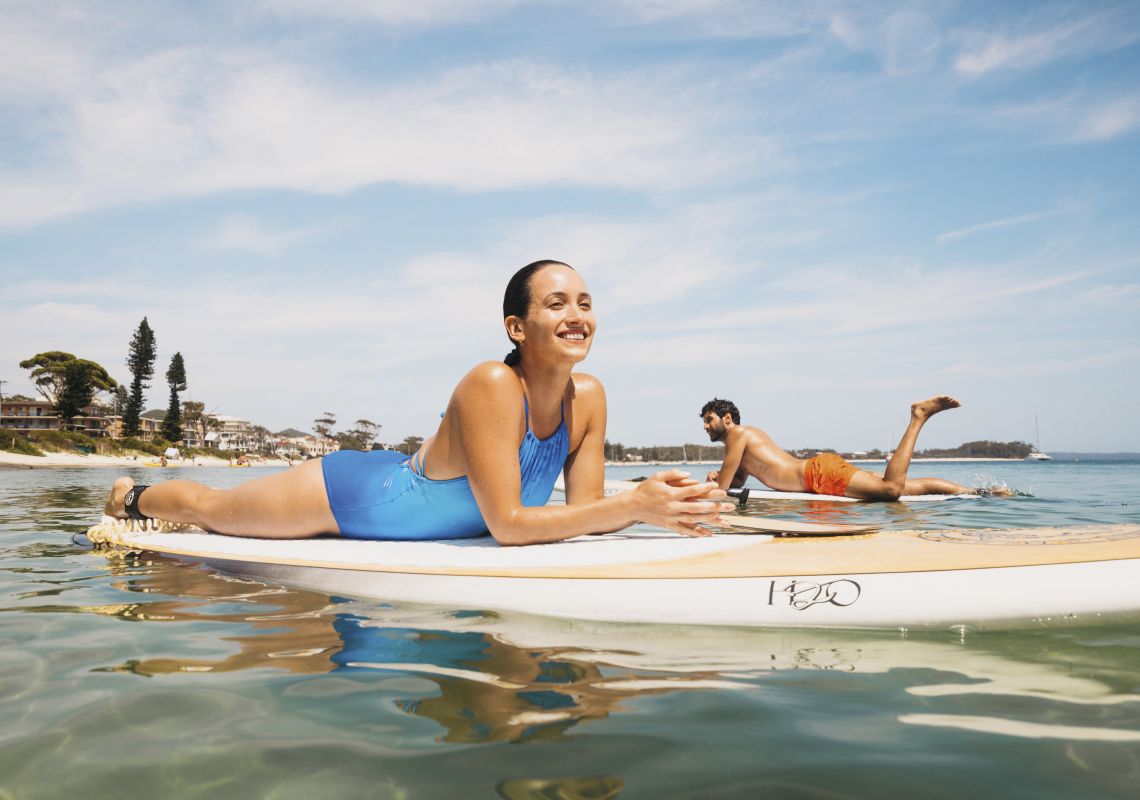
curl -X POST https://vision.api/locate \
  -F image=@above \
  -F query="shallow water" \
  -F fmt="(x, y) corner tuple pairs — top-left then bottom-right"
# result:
(1, 461), (1139, 798)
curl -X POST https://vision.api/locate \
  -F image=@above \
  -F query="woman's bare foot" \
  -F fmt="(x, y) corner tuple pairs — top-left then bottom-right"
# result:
(105, 476), (135, 518)
(911, 395), (960, 420)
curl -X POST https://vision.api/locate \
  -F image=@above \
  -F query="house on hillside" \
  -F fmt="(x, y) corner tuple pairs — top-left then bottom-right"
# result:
(273, 427), (339, 459)
(138, 410), (169, 440)
(202, 414), (254, 451)
(0, 397), (118, 438)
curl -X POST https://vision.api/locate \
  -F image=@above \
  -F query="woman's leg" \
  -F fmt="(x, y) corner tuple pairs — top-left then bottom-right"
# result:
(105, 459), (340, 539)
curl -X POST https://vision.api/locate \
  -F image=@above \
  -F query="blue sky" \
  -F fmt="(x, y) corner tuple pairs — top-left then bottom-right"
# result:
(2, 0), (1139, 452)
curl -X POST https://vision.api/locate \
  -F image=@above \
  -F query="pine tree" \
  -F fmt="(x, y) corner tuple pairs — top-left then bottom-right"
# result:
(113, 385), (128, 415)
(123, 318), (157, 437)
(19, 352), (116, 406)
(313, 412), (337, 440)
(57, 361), (96, 428)
(162, 352), (187, 443)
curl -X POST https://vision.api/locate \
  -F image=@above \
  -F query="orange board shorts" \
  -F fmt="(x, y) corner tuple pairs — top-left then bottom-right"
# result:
(803, 453), (858, 497)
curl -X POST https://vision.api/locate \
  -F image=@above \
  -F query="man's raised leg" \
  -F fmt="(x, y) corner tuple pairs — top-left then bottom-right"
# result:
(846, 395), (962, 500)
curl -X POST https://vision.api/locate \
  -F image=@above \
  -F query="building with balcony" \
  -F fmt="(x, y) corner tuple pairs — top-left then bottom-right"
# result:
(201, 414), (255, 451)
(273, 427), (340, 459)
(0, 397), (118, 438)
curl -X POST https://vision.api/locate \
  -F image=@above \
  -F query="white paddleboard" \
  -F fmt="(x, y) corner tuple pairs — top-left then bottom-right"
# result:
(561, 478), (976, 503)
(83, 516), (1140, 631)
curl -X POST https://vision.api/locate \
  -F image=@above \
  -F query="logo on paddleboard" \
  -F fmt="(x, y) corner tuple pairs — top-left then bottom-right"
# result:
(769, 579), (861, 610)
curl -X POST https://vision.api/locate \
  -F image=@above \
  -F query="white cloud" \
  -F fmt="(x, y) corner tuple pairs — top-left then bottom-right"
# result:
(261, 0), (524, 26)
(1080, 283), (1140, 306)
(676, 263), (1088, 339)
(1072, 97), (1140, 142)
(830, 9), (942, 76)
(1, 51), (762, 228)
(260, 0), (840, 39)
(954, 10), (1140, 75)
(209, 215), (339, 255)
(935, 207), (1079, 243)
(989, 91), (1140, 144)
(603, 0), (836, 38)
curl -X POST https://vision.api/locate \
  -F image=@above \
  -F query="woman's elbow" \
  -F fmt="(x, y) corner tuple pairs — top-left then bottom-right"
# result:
(485, 510), (532, 546)
(489, 527), (532, 546)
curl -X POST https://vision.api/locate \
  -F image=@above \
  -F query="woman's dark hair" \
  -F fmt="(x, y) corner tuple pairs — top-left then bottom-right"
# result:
(503, 260), (574, 366)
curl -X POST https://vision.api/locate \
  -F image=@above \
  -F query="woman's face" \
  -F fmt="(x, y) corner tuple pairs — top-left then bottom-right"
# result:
(509, 264), (595, 364)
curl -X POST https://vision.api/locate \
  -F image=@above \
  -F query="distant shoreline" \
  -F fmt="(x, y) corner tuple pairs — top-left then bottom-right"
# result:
(5, 451), (1132, 471)
(603, 457), (1028, 467)
(0, 451), (291, 470)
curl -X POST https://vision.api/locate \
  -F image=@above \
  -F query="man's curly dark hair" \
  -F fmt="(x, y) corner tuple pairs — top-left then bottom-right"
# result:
(699, 398), (740, 425)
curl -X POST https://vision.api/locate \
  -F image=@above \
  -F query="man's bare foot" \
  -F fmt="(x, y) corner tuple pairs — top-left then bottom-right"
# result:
(911, 395), (960, 420)
(105, 476), (135, 518)
(979, 485), (1016, 497)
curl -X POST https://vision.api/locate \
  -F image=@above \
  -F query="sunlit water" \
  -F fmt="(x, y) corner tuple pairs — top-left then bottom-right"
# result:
(2, 460), (1138, 798)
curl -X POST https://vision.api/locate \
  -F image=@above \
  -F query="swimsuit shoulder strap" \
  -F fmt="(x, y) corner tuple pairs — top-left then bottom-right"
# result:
(522, 393), (531, 432)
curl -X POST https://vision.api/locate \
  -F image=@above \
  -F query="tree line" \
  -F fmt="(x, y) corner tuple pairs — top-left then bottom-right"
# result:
(18, 317), (188, 441)
(604, 439), (1035, 462)
(311, 411), (423, 454)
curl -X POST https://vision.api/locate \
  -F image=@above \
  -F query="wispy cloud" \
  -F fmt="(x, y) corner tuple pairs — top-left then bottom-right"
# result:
(260, 0), (523, 26)
(953, 7), (1140, 75)
(675, 263), (1089, 340)
(1079, 283), (1140, 306)
(1071, 96), (1140, 142)
(0, 36), (763, 228)
(988, 91), (1140, 144)
(830, 9), (943, 76)
(262, 0), (839, 39)
(3, 2), (1139, 450)
(208, 215), (338, 256)
(935, 208), (1079, 243)
(953, 9), (1140, 75)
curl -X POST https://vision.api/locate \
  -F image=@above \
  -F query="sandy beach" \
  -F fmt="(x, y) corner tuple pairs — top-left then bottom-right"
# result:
(0, 451), (292, 469)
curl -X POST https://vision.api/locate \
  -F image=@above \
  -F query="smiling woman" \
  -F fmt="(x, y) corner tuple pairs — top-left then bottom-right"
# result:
(103, 260), (733, 545)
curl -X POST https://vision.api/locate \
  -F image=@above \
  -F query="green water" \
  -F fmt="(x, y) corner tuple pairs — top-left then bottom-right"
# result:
(2, 463), (1139, 798)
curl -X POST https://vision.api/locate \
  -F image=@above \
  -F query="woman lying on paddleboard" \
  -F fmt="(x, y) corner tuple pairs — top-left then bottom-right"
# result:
(105, 260), (733, 545)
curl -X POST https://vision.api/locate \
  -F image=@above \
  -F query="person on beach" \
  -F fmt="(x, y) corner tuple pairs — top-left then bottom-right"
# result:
(105, 261), (733, 544)
(699, 397), (973, 500)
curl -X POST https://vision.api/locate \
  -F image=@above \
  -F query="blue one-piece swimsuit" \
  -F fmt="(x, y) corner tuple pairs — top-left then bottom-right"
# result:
(321, 397), (569, 540)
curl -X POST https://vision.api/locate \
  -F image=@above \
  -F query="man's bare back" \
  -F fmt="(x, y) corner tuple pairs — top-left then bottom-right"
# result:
(699, 396), (973, 501)
(707, 424), (808, 493)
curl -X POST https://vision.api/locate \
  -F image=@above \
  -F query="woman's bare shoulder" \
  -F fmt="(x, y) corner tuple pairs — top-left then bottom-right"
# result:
(569, 372), (606, 417)
(570, 371), (605, 396)
(453, 362), (522, 406)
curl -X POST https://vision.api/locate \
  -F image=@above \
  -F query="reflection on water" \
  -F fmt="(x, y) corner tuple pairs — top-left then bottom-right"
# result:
(497, 775), (625, 800)
(3, 465), (1140, 797)
(39, 548), (1140, 755)
(68, 552), (759, 745)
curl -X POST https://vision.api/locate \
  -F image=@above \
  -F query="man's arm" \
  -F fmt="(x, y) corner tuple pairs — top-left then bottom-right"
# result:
(712, 428), (748, 492)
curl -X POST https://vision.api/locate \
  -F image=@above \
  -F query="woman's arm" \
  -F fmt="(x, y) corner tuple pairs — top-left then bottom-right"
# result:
(562, 373), (606, 505)
(456, 364), (731, 546)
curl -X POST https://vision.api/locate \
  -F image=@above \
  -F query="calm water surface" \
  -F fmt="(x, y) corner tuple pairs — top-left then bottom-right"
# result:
(2, 460), (1138, 798)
